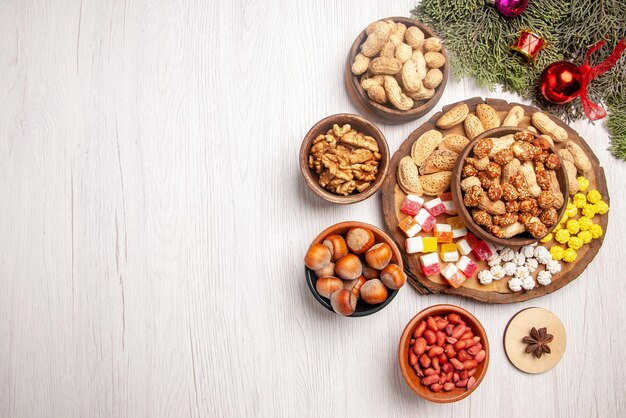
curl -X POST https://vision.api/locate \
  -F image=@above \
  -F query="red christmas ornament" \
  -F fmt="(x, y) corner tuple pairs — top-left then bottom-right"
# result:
(539, 38), (626, 121)
(486, 0), (528, 18)
(510, 30), (546, 60)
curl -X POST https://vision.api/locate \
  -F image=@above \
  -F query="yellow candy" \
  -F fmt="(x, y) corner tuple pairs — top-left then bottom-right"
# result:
(578, 216), (593, 231)
(578, 231), (592, 244)
(577, 176), (589, 192)
(540, 233), (553, 243)
(587, 190), (602, 204)
(589, 224), (603, 239)
(566, 219), (580, 234)
(550, 246), (565, 261)
(573, 193), (587, 208)
(555, 229), (570, 244)
(565, 203), (578, 218)
(423, 237), (438, 253)
(568, 236), (583, 250)
(582, 204), (597, 218)
(440, 243), (457, 259)
(595, 200), (609, 215)
(563, 248), (577, 263)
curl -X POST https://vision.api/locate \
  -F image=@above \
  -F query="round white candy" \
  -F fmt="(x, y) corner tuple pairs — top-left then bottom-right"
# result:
(487, 254), (502, 267)
(520, 245), (535, 258)
(508, 277), (523, 292)
(546, 260), (562, 274)
(521, 276), (535, 290)
(503, 262), (517, 276)
(525, 258), (539, 273)
(490, 265), (506, 280)
(500, 248), (515, 262)
(537, 270), (552, 286)
(513, 252), (526, 266)
(515, 266), (530, 280)
(478, 270), (494, 285)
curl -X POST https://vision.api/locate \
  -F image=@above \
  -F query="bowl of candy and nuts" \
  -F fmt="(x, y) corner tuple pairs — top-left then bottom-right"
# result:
(304, 221), (406, 317)
(398, 304), (489, 403)
(345, 17), (449, 125)
(451, 127), (569, 247)
(299, 114), (390, 204)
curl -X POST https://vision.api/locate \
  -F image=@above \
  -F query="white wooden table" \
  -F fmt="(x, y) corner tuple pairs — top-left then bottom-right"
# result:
(1, 1), (624, 416)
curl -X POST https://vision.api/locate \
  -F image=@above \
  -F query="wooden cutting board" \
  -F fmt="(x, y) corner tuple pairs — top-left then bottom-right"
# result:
(381, 97), (610, 303)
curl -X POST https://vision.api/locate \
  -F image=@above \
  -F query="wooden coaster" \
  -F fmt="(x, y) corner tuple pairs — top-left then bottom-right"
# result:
(504, 307), (566, 374)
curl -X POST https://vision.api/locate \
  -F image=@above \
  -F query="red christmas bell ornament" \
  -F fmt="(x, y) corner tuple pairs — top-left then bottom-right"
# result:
(539, 38), (626, 121)
(486, 0), (528, 18)
(510, 29), (547, 60)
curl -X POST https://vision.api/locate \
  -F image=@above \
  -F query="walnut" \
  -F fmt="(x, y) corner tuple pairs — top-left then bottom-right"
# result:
(488, 185), (502, 201)
(536, 170), (552, 190)
(514, 131), (535, 142)
(505, 200), (520, 213)
(332, 124), (351, 137)
(473, 138), (493, 159)
(493, 213), (518, 227)
(493, 149), (514, 166)
(319, 170), (335, 187)
(322, 154), (353, 181)
(501, 182), (519, 201)
(339, 131), (380, 153)
(464, 185), (484, 207)
(472, 210), (493, 227)
(331, 146), (375, 164)
(352, 161), (378, 181)
(462, 164), (479, 178)
(527, 220), (548, 239)
(537, 191), (556, 209)
(485, 162), (501, 179)
(355, 180), (371, 193)
(519, 198), (539, 213)
(478, 171), (498, 189)
(545, 153), (561, 170)
(333, 180), (356, 196)
(539, 208), (558, 226)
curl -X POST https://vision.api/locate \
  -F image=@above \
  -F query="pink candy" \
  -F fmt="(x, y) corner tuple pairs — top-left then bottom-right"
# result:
(400, 195), (424, 216)
(415, 208), (436, 232)
(424, 198), (446, 217)
(456, 255), (478, 278)
(419, 253), (440, 276)
(472, 240), (495, 261)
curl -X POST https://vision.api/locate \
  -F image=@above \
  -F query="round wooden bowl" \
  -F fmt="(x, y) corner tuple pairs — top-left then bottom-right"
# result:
(299, 113), (389, 204)
(305, 221), (403, 317)
(398, 304), (489, 403)
(451, 127), (569, 247)
(345, 17), (449, 125)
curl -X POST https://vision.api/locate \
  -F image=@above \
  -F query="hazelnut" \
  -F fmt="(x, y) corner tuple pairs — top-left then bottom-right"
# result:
(322, 234), (349, 261)
(380, 264), (406, 290)
(330, 289), (357, 316)
(346, 227), (375, 254)
(360, 279), (388, 304)
(315, 262), (336, 278)
(305, 244), (332, 270)
(362, 262), (380, 279)
(365, 243), (393, 270)
(335, 254), (363, 280)
(343, 275), (367, 299)
(316, 276), (343, 298)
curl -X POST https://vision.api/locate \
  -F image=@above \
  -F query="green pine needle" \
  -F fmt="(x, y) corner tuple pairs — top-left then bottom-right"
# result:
(412, 0), (626, 161)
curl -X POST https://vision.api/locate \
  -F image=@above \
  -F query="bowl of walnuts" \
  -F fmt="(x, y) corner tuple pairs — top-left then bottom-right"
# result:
(345, 17), (449, 125)
(451, 127), (568, 247)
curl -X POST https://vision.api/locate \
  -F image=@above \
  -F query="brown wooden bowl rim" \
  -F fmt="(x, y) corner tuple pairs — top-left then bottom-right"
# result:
(305, 221), (404, 317)
(450, 127), (569, 247)
(299, 113), (389, 204)
(346, 16), (449, 118)
(398, 304), (490, 402)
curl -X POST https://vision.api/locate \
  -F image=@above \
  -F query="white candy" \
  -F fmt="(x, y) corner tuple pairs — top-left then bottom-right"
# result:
(520, 245), (535, 258)
(490, 265), (505, 280)
(503, 262), (517, 276)
(452, 226), (468, 239)
(405, 236), (424, 254)
(537, 270), (553, 286)
(500, 248), (515, 262)
(525, 258), (539, 273)
(478, 270), (494, 285)
(546, 260), (562, 274)
(443, 200), (457, 215)
(442, 248), (460, 262)
(521, 276), (536, 290)
(513, 252), (526, 266)
(534, 246), (551, 262)
(457, 239), (472, 256)
(441, 263), (460, 280)
(508, 277), (523, 292)
(487, 254), (502, 267)
(515, 266), (530, 280)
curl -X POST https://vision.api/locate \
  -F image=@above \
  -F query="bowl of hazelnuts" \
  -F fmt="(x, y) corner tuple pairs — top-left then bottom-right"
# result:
(451, 127), (568, 247)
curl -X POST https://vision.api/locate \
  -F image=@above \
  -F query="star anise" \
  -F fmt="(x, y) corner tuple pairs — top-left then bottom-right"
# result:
(522, 327), (554, 358)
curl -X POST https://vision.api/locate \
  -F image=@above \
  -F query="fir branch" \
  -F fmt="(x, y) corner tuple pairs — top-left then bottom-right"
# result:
(412, 0), (626, 160)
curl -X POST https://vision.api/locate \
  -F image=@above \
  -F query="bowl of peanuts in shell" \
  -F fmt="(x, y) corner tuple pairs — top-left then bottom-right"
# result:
(451, 127), (569, 247)
(345, 17), (449, 125)
(399, 304), (490, 403)
(299, 113), (390, 204)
